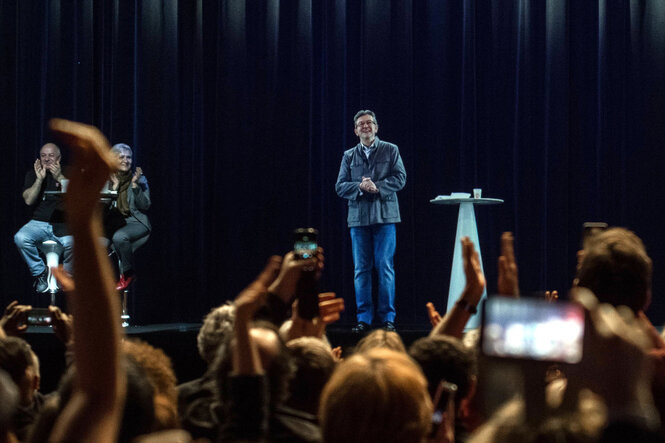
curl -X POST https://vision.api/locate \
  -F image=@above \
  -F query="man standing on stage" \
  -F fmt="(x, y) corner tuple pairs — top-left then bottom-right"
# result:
(335, 110), (407, 332)
(14, 143), (72, 292)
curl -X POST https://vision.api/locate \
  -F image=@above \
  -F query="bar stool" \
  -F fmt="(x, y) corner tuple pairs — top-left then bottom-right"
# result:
(37, 240), (63, 305)
(108, 235), (149, 327)
(108, 246), (130, 327)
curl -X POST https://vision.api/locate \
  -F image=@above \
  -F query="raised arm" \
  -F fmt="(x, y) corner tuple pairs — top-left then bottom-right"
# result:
(233, 256), (283, 375)
(430, 237), (486, 338)
(47, 118), (125, 443)
(497, 232), (519, 297)
(220, 257), (284, 442)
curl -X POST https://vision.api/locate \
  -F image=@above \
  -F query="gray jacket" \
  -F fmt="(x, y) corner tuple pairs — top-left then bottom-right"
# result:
(126, 175), (151, 230)
(335, 137), (406, 227)
(104, 176), (151, 230)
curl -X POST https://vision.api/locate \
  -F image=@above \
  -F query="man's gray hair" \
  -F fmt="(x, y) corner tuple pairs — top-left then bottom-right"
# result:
(111, 143), (133, 155)
(197, 302), (236, 364)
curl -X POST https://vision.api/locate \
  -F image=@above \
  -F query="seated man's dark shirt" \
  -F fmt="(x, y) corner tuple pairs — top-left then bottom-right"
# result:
(23, 169), (67, 236)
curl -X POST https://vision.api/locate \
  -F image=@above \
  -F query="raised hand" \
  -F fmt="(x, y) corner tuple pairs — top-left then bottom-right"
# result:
(316, 292), (344, 337)
(462, 236), (485, 306)
(34, 158), (46, 180)
(285, 292), (344, 341)
(48, 158), (65, 182)
(0, 301), (32, 336)
(497, 231), (519, 297)
(545, 290), (559, 302)
(426, 302), (442, 328)
(109, 173), (120, 191)
(131, 167), (143, 187)
(49, 305), (74, 345)
(318, 292), (344, 325)
(268, 249), (322, 304)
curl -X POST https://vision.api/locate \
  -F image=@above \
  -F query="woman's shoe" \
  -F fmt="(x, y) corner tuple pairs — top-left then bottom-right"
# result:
(115, 273), (135, 291)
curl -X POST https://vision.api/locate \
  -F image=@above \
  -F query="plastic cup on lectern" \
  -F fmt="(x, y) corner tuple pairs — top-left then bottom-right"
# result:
(473, 188), (482, 199)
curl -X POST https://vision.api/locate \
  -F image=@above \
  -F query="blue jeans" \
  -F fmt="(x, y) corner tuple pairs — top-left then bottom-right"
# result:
(14, 220), (73, 276)
(350, 223), (396, 324)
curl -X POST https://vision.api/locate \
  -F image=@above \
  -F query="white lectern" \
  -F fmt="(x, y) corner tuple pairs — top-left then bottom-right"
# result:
(430, 196), (503, 328)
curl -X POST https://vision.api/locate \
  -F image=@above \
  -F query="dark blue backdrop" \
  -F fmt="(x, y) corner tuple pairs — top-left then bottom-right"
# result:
(2, 0), (665, 327)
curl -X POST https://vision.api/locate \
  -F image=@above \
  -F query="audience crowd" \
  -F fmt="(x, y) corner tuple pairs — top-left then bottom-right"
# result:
(2, 120), (665, 442)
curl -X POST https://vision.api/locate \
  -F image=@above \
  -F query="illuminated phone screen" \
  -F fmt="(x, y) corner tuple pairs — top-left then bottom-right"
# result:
(481, 297), (584, 364)
(294, 241), (317, 259)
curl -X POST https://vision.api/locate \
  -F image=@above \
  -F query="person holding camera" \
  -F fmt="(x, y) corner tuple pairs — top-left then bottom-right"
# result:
(335, 110), (406, 332)
(14, 143), (72, 293)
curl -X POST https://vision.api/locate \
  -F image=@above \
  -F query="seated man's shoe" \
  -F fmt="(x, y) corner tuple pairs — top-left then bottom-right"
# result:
(352, 321), (370, 333)
(383, 321), (396, 332)
(33, 270), (49, 293)
(115, 273), (135, 291)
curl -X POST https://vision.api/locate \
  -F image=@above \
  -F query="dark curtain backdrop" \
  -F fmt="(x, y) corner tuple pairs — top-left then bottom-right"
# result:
(2, 0), (665, 326)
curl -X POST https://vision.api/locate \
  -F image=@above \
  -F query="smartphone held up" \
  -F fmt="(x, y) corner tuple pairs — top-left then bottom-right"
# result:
(293, 228), (318, 260)
(293, 228), (320, 320)
(480, 296), (585, 364)
(27, 308), (52, 326)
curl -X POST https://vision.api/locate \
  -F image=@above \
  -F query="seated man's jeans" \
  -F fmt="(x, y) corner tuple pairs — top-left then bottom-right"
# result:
(14, 220), (73, 276)
(350, 223), (396, 324)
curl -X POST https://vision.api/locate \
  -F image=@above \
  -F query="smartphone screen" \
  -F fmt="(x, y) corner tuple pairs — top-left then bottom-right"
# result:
(481, 297), (584, 364)
(430, 381), (457, 438)
(294, 240), (317, 259)
(293, 228), (318, 259)
(27, 308), (52, 326)
(432, 381), (457, 425)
